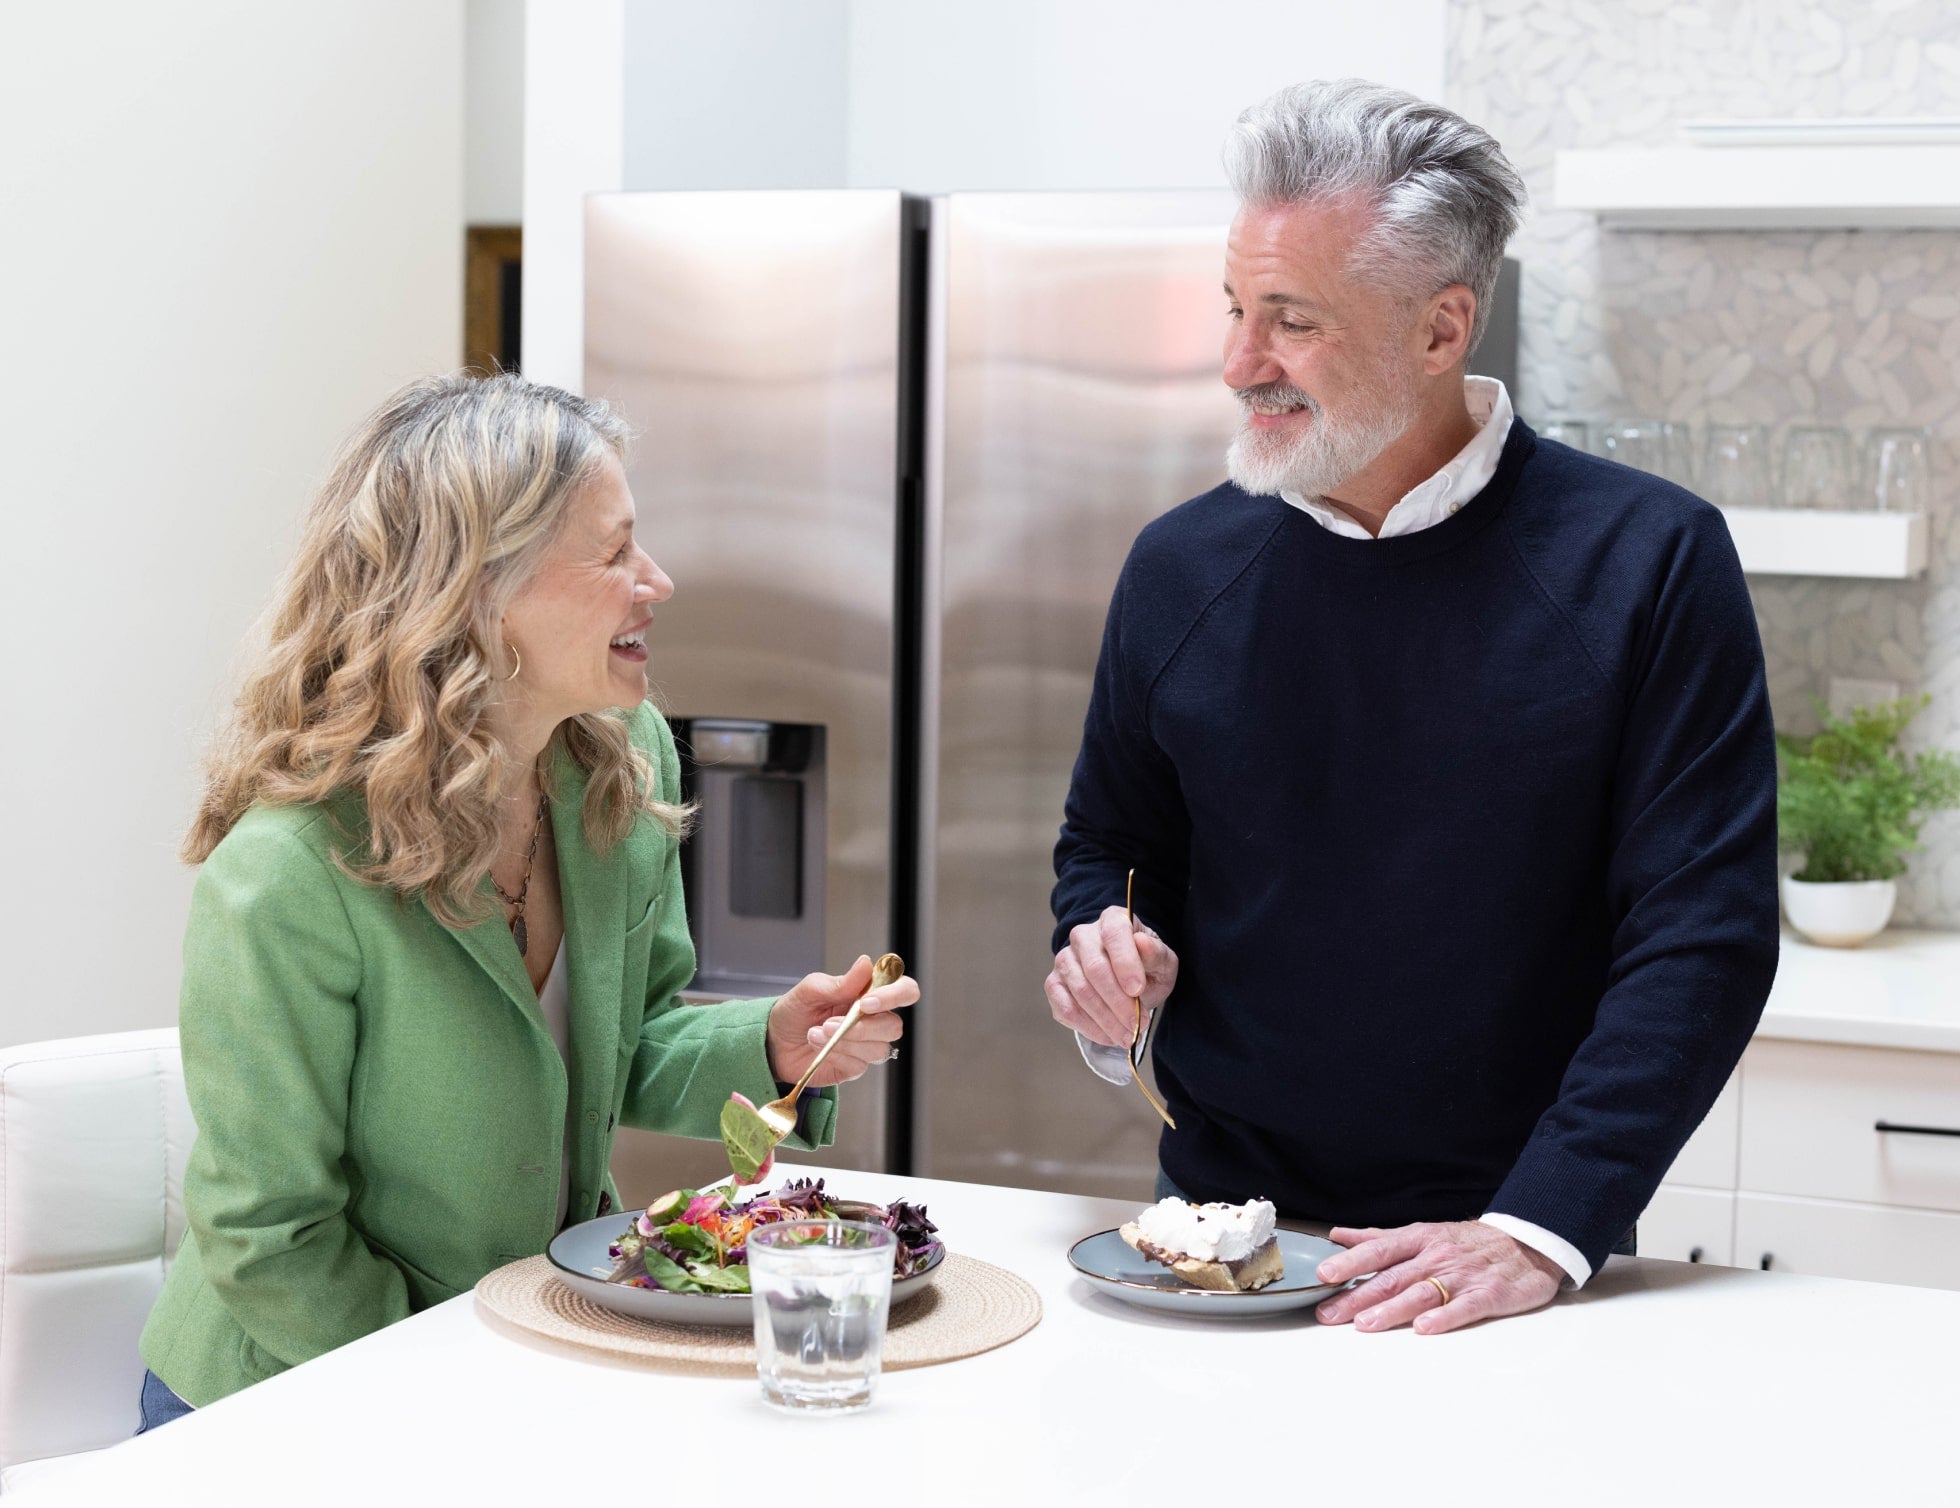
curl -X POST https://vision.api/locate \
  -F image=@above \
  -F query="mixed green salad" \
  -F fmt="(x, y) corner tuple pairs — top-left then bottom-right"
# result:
(605, 1178), (942, 1296)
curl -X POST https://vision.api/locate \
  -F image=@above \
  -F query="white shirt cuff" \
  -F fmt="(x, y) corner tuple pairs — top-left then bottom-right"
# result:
(1479, 1213), (1593, 1288)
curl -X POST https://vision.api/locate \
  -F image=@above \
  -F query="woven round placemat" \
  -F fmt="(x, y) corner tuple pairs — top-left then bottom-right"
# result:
(475, 1254), (1041, 1376)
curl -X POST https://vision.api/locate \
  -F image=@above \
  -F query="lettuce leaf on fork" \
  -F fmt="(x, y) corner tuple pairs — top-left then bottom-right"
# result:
(719, 1092), (777, 1185)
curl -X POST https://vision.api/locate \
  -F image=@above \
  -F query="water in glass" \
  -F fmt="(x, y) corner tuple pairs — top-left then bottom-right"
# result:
(748, 1219), (896, 1413)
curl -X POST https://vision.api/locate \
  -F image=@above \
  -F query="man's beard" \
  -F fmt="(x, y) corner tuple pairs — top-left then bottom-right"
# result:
(1225, 366), (1420, 499)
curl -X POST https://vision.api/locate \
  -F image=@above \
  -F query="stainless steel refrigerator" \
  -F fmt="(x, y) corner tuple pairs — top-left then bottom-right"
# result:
(585, 189), (1516, 1203)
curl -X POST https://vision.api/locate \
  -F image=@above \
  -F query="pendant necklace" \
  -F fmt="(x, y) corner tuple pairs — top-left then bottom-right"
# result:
(492, 790), (549, 958)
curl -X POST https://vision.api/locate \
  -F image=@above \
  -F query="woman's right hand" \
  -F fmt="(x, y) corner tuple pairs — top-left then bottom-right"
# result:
(1045, 906), (1178, 1048)
(765, 955), (915, 1088)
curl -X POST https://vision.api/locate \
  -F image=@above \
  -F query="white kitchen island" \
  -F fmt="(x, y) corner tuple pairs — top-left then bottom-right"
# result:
(14, 1165), (1959, 1507)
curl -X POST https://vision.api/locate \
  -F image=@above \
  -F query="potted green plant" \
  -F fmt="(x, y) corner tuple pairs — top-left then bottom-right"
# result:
(1776, 695), (1960, 947)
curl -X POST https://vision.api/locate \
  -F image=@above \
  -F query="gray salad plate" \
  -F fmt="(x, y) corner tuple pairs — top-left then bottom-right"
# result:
(546, 1212), (945, 1329)
(1067, 1228), (1350, 1317)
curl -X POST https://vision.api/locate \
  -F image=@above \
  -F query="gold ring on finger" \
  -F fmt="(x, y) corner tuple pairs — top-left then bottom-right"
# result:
(1424, 1276), (1450, 1306)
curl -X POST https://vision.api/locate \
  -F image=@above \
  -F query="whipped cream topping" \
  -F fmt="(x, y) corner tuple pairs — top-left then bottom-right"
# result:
(1134, 1196), (1277, 1263)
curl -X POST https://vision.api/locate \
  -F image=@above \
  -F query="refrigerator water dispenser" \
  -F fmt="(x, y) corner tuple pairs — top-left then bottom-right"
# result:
(674, 718), (825, 1000)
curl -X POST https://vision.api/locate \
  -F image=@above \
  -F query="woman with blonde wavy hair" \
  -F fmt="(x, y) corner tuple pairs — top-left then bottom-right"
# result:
(135, 373), (914, 1428)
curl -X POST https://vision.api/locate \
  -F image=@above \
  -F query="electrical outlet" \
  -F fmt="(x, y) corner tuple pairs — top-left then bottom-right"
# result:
(1827, 678), (1900, 717)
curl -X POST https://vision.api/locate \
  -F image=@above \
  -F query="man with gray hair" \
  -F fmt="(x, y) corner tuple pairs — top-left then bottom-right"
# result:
(1048, 80), (1778, 1332)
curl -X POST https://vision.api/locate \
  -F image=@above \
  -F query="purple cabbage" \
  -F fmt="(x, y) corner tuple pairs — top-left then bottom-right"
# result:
(605, 1178), (945, 1290)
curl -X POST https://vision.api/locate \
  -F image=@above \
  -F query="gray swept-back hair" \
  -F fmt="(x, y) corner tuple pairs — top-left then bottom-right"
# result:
(1224, 79), (1527, 354)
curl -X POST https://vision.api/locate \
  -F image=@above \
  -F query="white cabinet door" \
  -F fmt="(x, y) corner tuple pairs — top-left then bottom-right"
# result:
(1639, 1184), (1735, 1266)
(1665, 1072), (1741, 1189)
(1734, 1192), (1960, 1291)
(1740, 1040), (1960, 1211)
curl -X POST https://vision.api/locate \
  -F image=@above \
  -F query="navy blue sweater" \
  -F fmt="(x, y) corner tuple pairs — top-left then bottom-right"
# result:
(1052, 421), (1779, 1274)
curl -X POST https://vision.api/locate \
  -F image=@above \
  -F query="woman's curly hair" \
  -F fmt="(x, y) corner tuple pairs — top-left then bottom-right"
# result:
(184, 372), (686, 925)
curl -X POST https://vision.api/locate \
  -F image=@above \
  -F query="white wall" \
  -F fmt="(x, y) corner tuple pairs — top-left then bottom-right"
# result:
(468, 0), (528, 223)
(845, 0), (1447, 191)
(521, 0), (624, 390)
(622, 0), (850, 190)
(0, 3), (464, 1049)
(531, 1), (1446, 382)
(611, 0), (1447, 193)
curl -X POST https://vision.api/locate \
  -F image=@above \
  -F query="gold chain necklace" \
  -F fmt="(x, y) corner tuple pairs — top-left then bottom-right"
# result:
(491, 790), (549, 958)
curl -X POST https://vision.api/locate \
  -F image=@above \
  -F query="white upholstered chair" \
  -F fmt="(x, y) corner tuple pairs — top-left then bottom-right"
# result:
(0, 1029), (193, 1492)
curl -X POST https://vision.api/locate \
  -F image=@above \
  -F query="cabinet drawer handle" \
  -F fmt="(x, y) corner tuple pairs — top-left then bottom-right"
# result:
(1759, 1252), (1773, 1271)
(1688, 1246), (1704, 1264)
(1874, 1120), (1960, 1139)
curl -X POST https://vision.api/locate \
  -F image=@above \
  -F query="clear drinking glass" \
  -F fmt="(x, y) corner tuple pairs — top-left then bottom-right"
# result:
(1537, 417), (1592, 453)
(1701, 423), (1772, 509)
(1602, 419), (1696, 487)
(1861, 427), (1932, 513)
(1659, 421), (1697, 488)
(1781, 424), (1853, 509)
(748, 1219), (896, 1414)
(1598, 418), (1666, 475)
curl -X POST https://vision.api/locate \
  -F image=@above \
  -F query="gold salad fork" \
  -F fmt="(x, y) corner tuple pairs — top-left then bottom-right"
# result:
(752, 952), (905, 1143)
(1125, 869), (1176, 1130)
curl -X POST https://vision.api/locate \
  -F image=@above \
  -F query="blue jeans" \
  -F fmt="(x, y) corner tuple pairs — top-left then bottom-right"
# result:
(1153, 1167), (1193, 1203)
(134, 1369), (194, 1435)
(1153, 1168), (1639, 1258)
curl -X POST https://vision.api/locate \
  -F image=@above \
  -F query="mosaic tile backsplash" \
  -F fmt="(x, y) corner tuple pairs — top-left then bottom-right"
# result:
(1446, 0), (1960, 924)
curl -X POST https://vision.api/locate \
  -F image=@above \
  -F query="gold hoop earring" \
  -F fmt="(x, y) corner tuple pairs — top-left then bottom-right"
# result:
(504, 643), (521, 681)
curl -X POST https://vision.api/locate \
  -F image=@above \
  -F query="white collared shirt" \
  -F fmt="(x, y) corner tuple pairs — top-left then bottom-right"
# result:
(1282, 375), (1595, 1287)
(1282, 375), (1514, 539)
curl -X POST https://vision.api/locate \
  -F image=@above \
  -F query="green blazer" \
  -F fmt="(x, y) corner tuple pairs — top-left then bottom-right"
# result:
(140, 705), (834, 1406)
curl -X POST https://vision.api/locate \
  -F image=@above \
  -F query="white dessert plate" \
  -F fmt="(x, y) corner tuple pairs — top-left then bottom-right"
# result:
(1068, 1228), (1349, 1317)
(546, 1212), (945, 1329)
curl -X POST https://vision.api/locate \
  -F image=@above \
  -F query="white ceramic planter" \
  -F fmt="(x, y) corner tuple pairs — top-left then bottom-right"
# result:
(1781, 876), (1897, 948)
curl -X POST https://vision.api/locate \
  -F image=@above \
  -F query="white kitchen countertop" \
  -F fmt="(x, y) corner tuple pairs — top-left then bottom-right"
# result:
(1759, 926), (1960, 1054)
(16, 1165), (1959, 1506)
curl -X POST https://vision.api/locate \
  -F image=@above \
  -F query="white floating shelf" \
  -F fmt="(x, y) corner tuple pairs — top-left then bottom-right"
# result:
(1719, 508), (1929, 579)
(1553, 145), (1960, 229)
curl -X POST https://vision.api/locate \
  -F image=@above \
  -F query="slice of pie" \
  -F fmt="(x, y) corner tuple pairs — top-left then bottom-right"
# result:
(1120, 1196), (1285, 1291)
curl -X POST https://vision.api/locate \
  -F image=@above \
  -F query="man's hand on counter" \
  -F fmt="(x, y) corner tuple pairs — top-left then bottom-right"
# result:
(1312, 1221), (1565, 1335)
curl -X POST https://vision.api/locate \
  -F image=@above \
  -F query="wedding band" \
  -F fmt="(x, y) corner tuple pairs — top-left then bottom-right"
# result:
(1424, 1276), (1451, 1306)
(886, 1047), (900, 1065)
